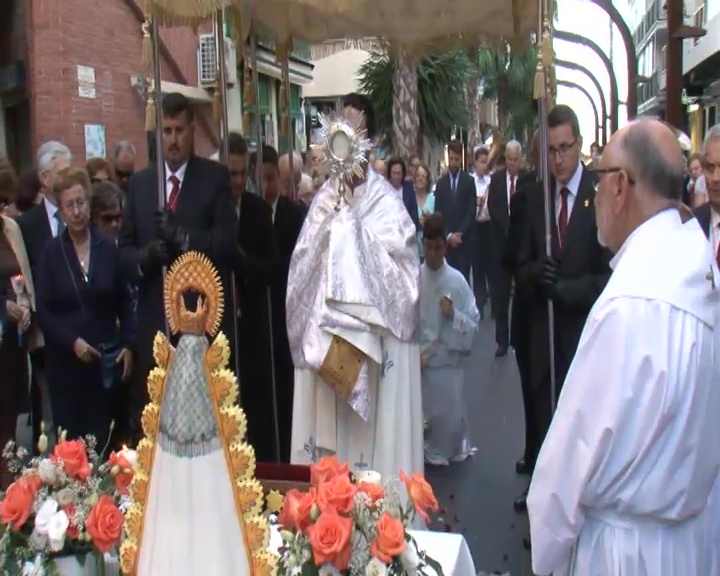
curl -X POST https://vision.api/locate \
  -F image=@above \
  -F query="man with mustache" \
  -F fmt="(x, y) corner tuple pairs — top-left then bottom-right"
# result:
(118, 92), (236, 444)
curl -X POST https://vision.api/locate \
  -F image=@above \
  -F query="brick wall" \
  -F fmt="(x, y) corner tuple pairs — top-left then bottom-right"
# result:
(27, 0), (218, 168)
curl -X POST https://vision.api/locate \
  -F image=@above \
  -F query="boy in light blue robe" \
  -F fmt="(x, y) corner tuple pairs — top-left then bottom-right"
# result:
(420, 213), (479, 465)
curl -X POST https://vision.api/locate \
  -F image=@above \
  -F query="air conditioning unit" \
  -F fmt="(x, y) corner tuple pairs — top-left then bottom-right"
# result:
(197, 35), (238, 88)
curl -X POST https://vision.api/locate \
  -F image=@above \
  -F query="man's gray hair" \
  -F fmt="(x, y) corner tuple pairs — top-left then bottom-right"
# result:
(281, 152), (303, 186)
(702, 124), (720, 156)
(620, 124), (684, 201)
(113, 140), (136, 159)
(505, 140), (522, 153)
(36, 141), (72, 172)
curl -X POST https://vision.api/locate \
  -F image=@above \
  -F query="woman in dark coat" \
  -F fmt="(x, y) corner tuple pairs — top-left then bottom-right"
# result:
(36, 167), (135, 450)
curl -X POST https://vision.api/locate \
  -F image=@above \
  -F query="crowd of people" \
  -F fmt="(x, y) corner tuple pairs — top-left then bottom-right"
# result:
(1, 86), (720, 575)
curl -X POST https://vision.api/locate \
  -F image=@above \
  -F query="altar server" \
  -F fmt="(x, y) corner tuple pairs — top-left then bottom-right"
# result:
(528, 119), (720, 575)
(420, 213), (479, 466)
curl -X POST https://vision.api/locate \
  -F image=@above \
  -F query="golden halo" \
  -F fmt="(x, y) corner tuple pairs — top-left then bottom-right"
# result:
(163, 251), (224, 336)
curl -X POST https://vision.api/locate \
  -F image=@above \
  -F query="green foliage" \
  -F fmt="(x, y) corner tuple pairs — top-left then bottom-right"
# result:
(357, 50), (474, 145)
(476, 43), (538, 140)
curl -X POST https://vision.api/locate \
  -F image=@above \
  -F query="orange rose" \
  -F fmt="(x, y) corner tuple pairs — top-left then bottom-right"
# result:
(400, 470), (438, 522)
(317, 473), (358, 514)
(62, 504), (80, 540)
(371, 513), (407, 563)
(0, 477), (38, 530)
(308, 510), (352, 570)
(108, 452), (134, 496)
(310, 455), (348, 487)
(86, 495), (124, 552)
(52, 440), (91, 481)
(358, 482), (384, 507)
(278, 489), (304, 530)
(295, 488), (318, 531)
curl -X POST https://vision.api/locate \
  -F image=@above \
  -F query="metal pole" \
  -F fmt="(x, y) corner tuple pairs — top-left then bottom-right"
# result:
(665, 0), (684, 130)
(152, 18), (165, 210)
(281, 55), (296, 200)
(151, 17), (170, 337)
(214, 9), (242, 385)
(249, 32), (282, 463)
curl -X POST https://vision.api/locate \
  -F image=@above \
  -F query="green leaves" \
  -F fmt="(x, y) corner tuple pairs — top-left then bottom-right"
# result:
(357, 50), (473, 144)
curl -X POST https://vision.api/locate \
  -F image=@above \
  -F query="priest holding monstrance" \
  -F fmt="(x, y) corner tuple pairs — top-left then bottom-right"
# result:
(287, 93), (424, 477)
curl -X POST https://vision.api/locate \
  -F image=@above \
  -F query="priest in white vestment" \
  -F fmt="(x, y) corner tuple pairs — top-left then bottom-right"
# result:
(419, 213), (478, 466)
(287, 94), (423, 478)
(528, 119), (720, 575)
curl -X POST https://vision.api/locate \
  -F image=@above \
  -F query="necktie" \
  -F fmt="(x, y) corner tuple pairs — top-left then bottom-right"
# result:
(54, 212), (65, 237)
(168, 175), (181, 212)
(509, 176), (516, 197)
(451, 174), (457, 195)
(558, 187), (569, 247)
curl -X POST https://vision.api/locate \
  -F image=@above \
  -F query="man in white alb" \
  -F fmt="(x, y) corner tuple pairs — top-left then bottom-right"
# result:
(527, 119), (720, 575)
(287, 93), (423, 477)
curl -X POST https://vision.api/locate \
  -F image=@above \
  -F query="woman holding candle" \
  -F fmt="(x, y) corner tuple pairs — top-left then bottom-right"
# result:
(35, 167), (135, 451)
(0, 208), (36, 487)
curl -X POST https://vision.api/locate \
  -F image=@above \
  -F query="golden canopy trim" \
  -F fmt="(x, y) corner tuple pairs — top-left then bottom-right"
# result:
(163, 251), (224, 337)
(140, 0), (538, 50)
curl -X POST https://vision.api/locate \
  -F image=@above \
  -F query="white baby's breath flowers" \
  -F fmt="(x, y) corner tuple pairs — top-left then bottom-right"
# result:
(55, 488), (76, 507)
(365, 557), (388, 576)
(37, 459), (57, 484)
(318, 565), (342, 576)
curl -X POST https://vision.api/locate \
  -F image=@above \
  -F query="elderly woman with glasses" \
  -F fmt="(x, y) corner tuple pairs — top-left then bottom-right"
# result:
(35, 167), (135, 449)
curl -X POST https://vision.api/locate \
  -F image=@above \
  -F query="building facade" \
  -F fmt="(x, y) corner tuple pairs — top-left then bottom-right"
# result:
(627, 0), (668, 118)
(683, 0), (720, 150)
(0, 0), (312, 170)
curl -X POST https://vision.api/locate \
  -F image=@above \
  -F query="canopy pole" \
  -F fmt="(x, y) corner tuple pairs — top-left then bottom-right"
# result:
(249, 30), (282, 463)
(214, 9), (242, 388)
(281, 47), (296, 200)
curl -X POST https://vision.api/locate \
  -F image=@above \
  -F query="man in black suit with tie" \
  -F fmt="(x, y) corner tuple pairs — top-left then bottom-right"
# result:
(514, 105), (610, 512)
(693, 124), (720, 261)
(487, 140), (525, 357)
(17, 140), (73, 448)
(433, 140), (476, 280)
(255, 144), (305, 462)
(118, 92), (237, 443)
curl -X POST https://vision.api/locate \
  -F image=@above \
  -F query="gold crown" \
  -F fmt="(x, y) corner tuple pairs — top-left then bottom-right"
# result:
(163, 252), (224, 336)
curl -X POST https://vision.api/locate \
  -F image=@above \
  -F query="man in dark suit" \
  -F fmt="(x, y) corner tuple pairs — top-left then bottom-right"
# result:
(487, 140), (525, 357)
(17, 140), (73, 448)
(514, 105), (611, 512)
(433, 140), (476, 280)
(256, 145), (305, 463)
(503, 131), (539, 477)
(118, 93), (237, 444)
(693, 124), (720, 258)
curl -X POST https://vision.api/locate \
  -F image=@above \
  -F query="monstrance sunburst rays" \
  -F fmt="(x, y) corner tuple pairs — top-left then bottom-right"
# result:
(313, 112), (374, 210)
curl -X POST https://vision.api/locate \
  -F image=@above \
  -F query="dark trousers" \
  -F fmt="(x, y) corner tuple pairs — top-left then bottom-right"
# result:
(47, 361), (113, 451)
(472, 222), (492, 307)
(514, 338), (535, 463)
(447, 246), (471, 282)
(491, 264), (511, 347)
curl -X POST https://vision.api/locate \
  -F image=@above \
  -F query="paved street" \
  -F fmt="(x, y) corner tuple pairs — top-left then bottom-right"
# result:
(426, 312), (534, 575)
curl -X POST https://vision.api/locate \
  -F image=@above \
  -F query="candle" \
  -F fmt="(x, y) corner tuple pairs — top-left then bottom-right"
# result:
(357, 470), (382, 486)
(120, 445), (139, 469)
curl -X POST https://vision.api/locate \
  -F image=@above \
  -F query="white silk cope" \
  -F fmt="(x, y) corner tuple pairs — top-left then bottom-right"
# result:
(287, 169), (423, 477)
(527, 209), (720, 576)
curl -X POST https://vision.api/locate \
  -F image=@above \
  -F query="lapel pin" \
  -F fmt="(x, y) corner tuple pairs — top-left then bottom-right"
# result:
(584, 199), (590, 207)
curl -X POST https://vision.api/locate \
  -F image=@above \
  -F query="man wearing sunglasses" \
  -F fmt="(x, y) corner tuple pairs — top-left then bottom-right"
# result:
(112, 141), (136, 193)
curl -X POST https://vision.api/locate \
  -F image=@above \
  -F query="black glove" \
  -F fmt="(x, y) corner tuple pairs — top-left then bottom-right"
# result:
(139, 240), (169, 274)
(540, 256), (560, 291)
(154, 209), (187, 253)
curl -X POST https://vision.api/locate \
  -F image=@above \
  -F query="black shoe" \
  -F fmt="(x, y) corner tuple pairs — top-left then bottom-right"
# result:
(495, 345), (508, 357)
(515, 457), (533, 475)
(513, 490), (528, 513)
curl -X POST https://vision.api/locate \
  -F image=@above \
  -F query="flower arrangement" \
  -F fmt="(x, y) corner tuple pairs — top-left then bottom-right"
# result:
(0, 427), (132, 575)
(276, 456), (442, 576)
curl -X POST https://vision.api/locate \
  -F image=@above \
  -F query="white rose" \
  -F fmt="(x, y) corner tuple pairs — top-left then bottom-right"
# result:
(55, 488), (75, 507)
(37, 459), (57, 484)
(400, 544), (420, 575)
(318, 565), (342, 576)
(34, 499), (58, 535)
(365, 557), (388, 576)
(47, 510), (70, 552)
